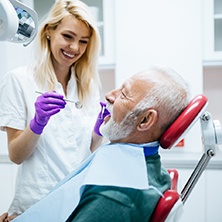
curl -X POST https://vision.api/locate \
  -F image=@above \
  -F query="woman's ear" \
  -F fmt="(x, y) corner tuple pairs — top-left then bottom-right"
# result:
(45, 25), (51, 36)
(137, 109), (158, 131)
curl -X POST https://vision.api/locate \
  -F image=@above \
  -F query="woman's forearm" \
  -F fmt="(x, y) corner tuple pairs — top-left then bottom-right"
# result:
(90, 132), (103, 153)
(6, 126), (40, 164)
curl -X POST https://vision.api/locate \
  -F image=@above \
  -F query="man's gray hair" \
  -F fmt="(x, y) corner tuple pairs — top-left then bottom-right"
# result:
(132, 66), (190, 134)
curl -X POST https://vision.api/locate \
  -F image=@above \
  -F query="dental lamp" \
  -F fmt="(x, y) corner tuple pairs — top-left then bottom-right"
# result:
(0, 0), (38, 46)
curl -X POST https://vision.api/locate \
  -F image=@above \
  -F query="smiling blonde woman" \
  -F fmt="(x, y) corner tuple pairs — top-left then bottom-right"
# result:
(0, 0), (104, 219)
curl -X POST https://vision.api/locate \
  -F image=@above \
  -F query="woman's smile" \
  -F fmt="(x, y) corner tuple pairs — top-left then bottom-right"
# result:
(62, 49), (75, 59)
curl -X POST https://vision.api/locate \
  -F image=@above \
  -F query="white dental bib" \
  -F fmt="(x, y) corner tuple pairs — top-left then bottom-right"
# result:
(13, 142), (159, 222)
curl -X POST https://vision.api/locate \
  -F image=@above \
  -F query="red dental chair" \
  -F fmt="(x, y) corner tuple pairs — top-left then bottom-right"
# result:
(150, 94), (222, 222)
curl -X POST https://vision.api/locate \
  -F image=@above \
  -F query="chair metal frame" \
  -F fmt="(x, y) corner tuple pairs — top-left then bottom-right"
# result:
(150, 94), (222, 222)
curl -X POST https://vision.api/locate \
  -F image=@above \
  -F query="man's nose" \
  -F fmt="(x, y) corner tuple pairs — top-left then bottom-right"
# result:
(105, 89), (118, 104)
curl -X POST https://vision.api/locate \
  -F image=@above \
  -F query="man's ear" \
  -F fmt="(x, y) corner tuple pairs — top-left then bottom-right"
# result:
(137, 109), (158, 131)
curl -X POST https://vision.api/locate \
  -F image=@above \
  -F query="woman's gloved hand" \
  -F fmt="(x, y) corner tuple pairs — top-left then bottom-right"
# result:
(94, 102), (110, 136)
(30, 92), (66, 134)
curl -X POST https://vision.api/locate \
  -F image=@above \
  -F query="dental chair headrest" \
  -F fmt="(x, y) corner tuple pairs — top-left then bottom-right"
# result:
(160, 94), (208, 149)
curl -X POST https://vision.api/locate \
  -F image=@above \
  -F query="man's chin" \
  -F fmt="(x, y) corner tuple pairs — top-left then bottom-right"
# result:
(100, 116), (133, 142)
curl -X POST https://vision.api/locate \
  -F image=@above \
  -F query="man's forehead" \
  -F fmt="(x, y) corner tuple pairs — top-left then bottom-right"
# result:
(123, 75), (151, 97)
(125, 73), (150, 87)
(133, 70), (159, 79)
(128, 70), (164, 86)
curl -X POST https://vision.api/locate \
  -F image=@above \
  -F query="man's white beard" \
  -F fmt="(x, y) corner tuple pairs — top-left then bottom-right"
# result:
(100, 113), (135, 141)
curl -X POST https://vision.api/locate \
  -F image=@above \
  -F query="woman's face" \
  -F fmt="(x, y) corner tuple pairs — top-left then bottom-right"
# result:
(47, 15), (91, 71)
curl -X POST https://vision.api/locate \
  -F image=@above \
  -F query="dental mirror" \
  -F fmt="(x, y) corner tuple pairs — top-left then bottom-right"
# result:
(35, 91), (83, 109)
(65, 99), (83, 109)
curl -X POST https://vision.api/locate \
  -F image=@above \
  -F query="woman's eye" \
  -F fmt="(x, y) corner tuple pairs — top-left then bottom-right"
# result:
(80, 40), (88, 44)
(63, 34), (72, 39)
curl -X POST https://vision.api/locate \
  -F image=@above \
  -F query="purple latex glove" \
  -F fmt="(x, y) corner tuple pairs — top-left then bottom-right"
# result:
(94, 102), (110, 136)
(30, 92), (66, 134)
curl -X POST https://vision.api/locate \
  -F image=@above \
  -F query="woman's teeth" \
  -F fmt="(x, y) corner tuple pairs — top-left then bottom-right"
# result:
(63, 51), (75, 58)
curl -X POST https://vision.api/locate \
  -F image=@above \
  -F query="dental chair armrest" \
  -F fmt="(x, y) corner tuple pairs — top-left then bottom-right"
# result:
(150, 190), (180, 222)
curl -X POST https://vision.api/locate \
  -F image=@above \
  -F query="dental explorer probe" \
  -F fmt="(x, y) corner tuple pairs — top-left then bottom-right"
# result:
(35, 91), (83, 109)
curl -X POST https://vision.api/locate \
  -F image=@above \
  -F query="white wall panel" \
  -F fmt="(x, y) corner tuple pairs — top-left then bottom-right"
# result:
(114, 0), (203, 153)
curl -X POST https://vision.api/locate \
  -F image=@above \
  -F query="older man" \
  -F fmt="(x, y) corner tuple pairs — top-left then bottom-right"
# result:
(13, 66), (190, 222)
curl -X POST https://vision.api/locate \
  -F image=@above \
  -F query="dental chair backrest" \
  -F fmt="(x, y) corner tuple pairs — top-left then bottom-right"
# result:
(150, 94), (209, 222)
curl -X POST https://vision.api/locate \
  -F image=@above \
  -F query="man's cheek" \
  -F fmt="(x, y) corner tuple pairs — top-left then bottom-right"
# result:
(113, 111), (124, 124)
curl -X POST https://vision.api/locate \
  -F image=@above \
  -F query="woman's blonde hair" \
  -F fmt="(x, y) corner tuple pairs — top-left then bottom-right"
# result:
(34, 0), (101, 103)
